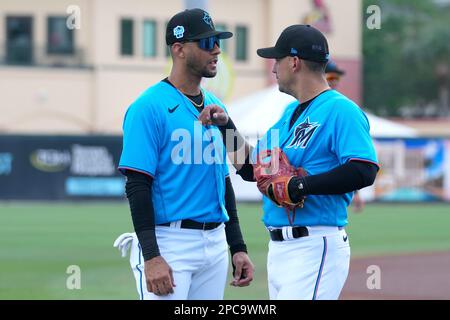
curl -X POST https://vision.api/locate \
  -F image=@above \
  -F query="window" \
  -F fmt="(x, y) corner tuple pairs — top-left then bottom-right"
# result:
(6, 16), (33, 64)
(143, 20), (157, 57)
(215, 23), (228, 54)
(121, 19), (134, 56)
(47, 16), (74, 54)
(235, 25), (248, 61)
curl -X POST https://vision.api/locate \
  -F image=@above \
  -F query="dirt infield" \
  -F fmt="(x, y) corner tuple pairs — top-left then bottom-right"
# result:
(340, 251), (450, 300)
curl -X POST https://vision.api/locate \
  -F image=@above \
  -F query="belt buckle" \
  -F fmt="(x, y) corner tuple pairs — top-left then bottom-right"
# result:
(267, 227), (283, 241)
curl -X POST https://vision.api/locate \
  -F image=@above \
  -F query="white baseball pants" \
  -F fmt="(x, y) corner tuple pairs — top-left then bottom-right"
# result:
(267, 226), (350, 300)
(129, 223), (228, 300)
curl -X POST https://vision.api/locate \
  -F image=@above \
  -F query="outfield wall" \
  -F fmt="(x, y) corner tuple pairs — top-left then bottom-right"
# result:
(1, 135), (449, 201)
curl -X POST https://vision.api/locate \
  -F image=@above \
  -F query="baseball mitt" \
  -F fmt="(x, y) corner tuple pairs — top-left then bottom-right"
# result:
(253, 148), (307, 225)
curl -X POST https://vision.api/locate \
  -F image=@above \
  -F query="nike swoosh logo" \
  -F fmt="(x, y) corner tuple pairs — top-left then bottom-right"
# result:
(168, 104), (179, 113)
(343, 235), (348, 242)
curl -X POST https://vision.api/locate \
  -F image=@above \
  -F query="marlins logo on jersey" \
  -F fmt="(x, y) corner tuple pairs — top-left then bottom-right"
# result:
(287, 117), (320, 149)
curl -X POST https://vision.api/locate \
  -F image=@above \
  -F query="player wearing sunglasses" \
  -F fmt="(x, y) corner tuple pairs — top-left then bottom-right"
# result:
(117, 8), (254, 300)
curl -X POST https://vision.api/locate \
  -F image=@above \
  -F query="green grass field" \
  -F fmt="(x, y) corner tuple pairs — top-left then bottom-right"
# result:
(1, 202), (449, 300)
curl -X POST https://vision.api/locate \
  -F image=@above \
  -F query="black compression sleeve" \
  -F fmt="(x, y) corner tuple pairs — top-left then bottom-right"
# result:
(124, 170), (160, 261)
(218, 118), (246, 152)
(218, 118), (255, 181)
(288, 161), (378, 202)
(236, 155), (255, 182)
(224, 177), (248, 256)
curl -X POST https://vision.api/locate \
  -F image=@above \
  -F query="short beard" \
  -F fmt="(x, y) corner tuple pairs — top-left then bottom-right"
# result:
(202, 69), (217, 78)
(186, 56), (217, 78)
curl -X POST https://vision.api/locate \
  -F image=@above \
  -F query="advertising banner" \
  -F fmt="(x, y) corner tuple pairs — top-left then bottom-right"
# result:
(0, 135), (125, 200)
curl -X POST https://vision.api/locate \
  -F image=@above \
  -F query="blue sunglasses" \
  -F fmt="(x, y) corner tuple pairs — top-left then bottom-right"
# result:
(187, 36), (220, 51)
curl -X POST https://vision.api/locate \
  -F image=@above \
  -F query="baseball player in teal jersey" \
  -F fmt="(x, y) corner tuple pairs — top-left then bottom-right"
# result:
(117, 8), (254, 300)
(199, 25), (379, 299)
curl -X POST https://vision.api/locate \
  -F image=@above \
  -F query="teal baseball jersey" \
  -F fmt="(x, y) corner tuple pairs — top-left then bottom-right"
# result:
(253, 90), (378, 227)
(119, 81), (230, 224)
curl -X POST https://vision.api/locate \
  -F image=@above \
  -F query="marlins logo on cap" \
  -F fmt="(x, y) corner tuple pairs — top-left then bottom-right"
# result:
(165, 8), (233, 45)
(203, 12), (213, 28)
(173, 25), (185, 39)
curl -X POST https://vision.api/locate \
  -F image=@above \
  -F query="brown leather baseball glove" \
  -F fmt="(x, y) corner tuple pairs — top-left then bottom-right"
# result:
(253, 148), (307, 225)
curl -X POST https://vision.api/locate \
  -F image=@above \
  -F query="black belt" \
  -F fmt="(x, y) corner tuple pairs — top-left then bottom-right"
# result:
(158, 219), (222, 231)
(269, 226), (309, 241)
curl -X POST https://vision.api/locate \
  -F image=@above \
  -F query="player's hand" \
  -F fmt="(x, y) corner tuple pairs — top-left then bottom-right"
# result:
(198, 104), (229, 126)
(230, 252), (255, 287)
(144, 256), (176, 296)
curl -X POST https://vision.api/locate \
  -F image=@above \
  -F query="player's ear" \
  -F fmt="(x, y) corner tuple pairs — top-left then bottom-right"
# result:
(291, 56), (301, 72)
(171, 43), (185, 59)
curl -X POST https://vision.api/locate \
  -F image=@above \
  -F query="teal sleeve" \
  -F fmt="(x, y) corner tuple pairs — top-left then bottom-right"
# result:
(331, 101), (378, 166)
(119, 101), (162, 176)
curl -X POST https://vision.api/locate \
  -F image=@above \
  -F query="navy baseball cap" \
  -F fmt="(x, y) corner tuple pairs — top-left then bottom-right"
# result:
(325, 60), (345, 75)
(257, 25), (329, 62)
(166, 8), (233, 45)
